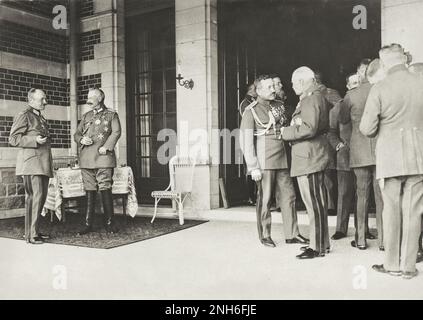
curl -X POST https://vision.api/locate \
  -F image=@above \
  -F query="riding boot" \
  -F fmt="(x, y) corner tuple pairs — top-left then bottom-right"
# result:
(101, 189), (118, 233)
(78, 191), (96, 235)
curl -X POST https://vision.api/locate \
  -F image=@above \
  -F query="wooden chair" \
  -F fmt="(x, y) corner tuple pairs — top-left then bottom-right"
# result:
(151, 155), (197, 225)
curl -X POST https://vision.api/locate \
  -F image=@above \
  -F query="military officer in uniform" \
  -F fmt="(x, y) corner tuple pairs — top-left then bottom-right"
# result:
(315, 71), (342, 216)
(280, 67), (331, 259)
(240, 75), (308, 248)
(9, 88), (53, 244)
(328, 74), (358, 240)
(409, 62), (423, 263)
(74, 88), (121, 234)
(361, 44), (423, 279)
(339, 59), (384, 251)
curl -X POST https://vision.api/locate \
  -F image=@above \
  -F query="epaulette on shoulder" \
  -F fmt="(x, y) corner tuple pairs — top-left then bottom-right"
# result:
(105, 108), (117, 114)
(244, 100), (258, 111)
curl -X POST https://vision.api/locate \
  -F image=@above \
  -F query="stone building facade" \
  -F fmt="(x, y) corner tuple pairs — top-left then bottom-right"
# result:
(0, 0), (422, 218)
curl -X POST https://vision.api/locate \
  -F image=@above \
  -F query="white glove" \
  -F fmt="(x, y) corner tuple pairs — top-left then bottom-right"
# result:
(251, 169), (262, 181)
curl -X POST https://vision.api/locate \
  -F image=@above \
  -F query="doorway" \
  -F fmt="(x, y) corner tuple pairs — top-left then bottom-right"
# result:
(126, 8), (177, 204)
(218, 0), (381, 206)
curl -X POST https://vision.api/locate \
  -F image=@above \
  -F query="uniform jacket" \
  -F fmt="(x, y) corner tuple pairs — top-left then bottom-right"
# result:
(281, 84), (330, 177)
(339, 80), (376, 168)
(74, 106), (121, 169)
(318, 84), (342, 170)
(9, 107), (53, 177)
(360, 64), (423, 179)
(240, 98), (289, 172)
(327, 100), (352, 171)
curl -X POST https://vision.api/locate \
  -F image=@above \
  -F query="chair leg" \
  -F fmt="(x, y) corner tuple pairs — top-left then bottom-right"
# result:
(178, 197), (184, 225)
(122, 195), (127, 217)
(151, 198), (159, 223)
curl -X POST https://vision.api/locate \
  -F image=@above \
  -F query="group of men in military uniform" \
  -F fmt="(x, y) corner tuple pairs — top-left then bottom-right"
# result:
(9, 87), (121, 244)
(239, 44), (423, 276)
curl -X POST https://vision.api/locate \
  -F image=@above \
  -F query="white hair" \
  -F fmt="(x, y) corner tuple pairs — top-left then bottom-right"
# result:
(292, 66), (315, 81)
(379, 44), (407, 67)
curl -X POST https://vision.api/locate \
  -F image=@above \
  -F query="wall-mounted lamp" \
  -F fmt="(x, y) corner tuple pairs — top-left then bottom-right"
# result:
(176, 74), (194, 90)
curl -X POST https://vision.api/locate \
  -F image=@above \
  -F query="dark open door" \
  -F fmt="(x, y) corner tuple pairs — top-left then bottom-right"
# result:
(218, 4), (257, 206)
(126, 8), (177, 204)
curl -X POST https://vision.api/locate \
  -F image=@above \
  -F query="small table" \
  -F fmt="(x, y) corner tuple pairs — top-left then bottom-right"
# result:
(42, 166), (139, 221)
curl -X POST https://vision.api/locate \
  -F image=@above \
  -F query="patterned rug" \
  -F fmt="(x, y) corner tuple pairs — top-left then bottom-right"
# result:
(0, 214), (208, 249)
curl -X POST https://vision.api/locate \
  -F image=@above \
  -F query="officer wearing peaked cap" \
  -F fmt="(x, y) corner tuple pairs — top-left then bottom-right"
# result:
(74, 87), (121, 234)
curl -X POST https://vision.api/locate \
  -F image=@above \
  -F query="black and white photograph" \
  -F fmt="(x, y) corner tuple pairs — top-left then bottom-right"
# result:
(0, 0), (423, 303)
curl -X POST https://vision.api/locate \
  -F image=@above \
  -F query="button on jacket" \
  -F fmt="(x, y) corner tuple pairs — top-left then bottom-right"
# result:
(9, 107), (53, 177)
(74, 107), (121, 169)
(281, 84), (330, 177)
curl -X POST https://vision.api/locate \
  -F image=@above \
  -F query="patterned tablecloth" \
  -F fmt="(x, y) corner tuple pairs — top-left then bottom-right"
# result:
(41, 166), (139, 220)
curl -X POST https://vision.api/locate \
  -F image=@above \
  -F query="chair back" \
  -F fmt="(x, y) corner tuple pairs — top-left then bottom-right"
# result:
(57, 168), (86, 198)
(169, 154), (197, 193)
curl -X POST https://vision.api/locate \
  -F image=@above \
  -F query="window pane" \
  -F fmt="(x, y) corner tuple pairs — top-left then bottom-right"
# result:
(139, 157), (151, 178)
(138, 73), (151, 94)
(151, 93), (163, 114)
(138, 94), (152, 115)
(137, 115), (151, 136)
(164, 48), (175, 68)
(152, 70), (163, 92)
(139, 136), (151, 156)
(165, 91), (176, 113)
(137, 52), (150, 73)
(137, 31), (149, 52)
(166, 112), (176, 130)
(165, 68), (176, 90)
(151, 49), (162, 70)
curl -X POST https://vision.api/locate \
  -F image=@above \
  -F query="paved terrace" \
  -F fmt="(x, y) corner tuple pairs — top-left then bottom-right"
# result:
(0, 207), (422, 299)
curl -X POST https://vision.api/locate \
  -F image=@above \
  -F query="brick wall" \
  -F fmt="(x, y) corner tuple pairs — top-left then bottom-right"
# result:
(0, 20), (67, 63)
(48, 119), (71, 148)
(80, 30), (100, 61)
(1, 0), (65, 18)
(0, 68), (102, 106)
(0, 116), (14, 148)
(0, 116), (71, 148)
(77, 73), (102, 104)
(2, 0), (94, 19)
(80, 0), (94, 18)
(0, 168), (25, 211)
(0, 68), (68, 106)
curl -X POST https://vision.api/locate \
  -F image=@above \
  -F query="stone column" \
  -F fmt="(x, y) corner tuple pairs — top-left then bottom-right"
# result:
(382, 0), (423, 62)
(175, 0), (219, 210)
(80, 0), (127, 164)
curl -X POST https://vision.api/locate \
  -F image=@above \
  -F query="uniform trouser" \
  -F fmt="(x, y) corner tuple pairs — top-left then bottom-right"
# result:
(379, 175), (423, 272)
(81, 168), (114, 191)
(297, 171), (330, 253)
(246, 175), (257, 202)
(335, 170), (355, 234)
(324, 169), (336, 210)
(353, 166), (383, 247)
(23, 175), (49, 240)
(255, 169), (299, 241)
